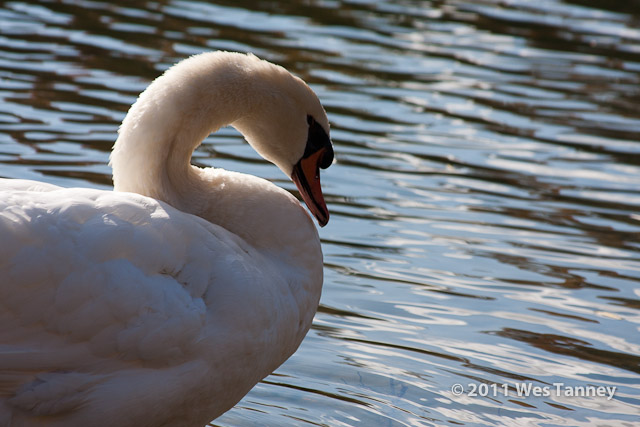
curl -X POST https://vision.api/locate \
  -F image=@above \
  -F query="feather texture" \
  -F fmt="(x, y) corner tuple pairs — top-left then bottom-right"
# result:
(0, 51), (330, 426)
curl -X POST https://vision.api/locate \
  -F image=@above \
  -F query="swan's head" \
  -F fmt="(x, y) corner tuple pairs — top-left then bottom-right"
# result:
(231, 54), (334, 227)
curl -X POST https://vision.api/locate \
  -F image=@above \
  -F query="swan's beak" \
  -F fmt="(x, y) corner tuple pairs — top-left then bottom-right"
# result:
(291, 146), (332, 227)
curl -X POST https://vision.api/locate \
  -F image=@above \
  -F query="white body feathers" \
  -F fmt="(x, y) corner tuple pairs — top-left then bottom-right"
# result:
(0, 52), (328, 426)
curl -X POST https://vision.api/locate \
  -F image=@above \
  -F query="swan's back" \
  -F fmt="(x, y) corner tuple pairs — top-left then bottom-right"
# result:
(0, 181), (319, 426)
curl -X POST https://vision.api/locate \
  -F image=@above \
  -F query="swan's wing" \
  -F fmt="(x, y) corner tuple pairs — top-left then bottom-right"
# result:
(0, 182), (260, 420)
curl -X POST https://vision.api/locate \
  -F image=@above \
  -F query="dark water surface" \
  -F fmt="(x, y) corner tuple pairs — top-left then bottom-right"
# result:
(1, 1), (640, 425)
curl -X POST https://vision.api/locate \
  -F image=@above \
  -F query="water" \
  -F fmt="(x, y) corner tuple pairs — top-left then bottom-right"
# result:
(1, 0), (639, 425)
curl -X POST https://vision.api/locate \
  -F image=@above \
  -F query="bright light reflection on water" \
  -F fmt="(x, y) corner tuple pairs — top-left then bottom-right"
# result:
(1, 0), (640, 425)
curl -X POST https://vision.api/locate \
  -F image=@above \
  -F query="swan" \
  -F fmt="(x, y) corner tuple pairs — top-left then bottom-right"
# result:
(0, 51), (333, 426)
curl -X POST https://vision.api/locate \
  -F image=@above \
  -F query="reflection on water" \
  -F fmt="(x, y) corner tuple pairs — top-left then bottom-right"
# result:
(1, 0), (640, 425)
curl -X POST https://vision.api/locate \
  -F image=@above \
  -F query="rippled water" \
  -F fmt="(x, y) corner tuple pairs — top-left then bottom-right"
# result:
(2, 0), (640, 425)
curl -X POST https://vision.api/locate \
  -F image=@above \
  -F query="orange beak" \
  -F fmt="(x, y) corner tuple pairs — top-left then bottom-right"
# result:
(291, 147), (331, 227)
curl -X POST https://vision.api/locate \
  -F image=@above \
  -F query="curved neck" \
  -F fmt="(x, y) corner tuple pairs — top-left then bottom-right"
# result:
(109, 53), (320, 257)
(110, 58), (251, 206)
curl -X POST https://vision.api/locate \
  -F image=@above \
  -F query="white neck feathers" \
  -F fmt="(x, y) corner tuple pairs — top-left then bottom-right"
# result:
(110, 52), (258, 203)
(108, 52), (321, 261)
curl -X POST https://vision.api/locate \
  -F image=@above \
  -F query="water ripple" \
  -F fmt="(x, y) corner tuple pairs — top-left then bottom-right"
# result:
(1, 0), (639, 425)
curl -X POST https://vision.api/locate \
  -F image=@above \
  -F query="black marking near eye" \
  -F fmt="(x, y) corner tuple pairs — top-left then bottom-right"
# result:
(304, 115), (333, 169)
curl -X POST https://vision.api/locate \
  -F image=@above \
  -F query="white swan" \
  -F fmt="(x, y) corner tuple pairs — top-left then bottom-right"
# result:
(0, 51), (333, 426)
